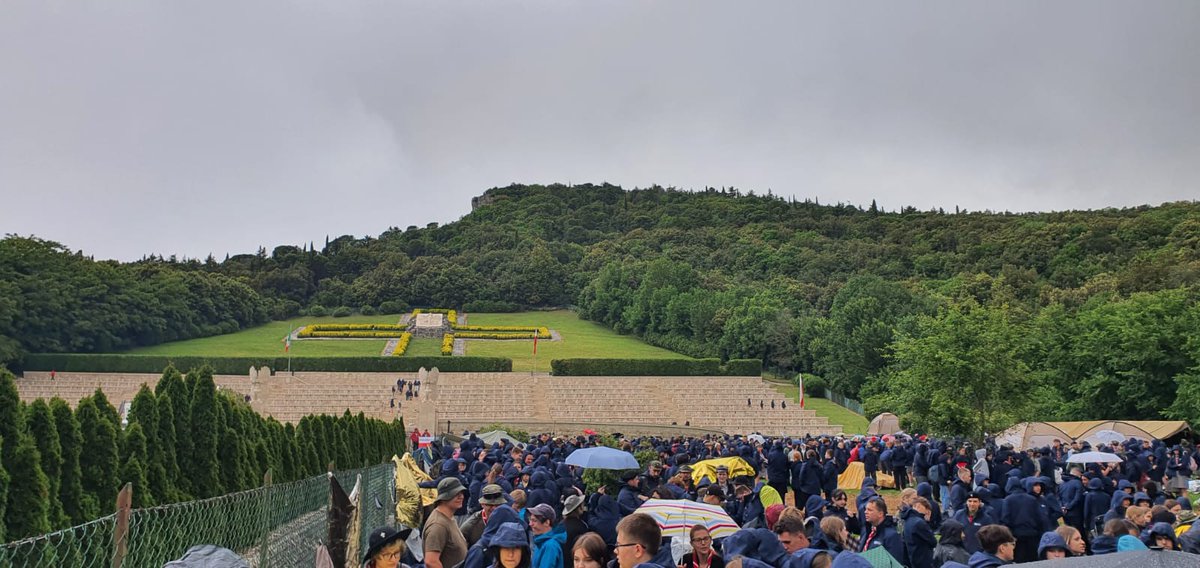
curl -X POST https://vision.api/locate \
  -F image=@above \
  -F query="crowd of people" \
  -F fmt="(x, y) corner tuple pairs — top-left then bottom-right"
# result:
(361, 432), (1200, 568)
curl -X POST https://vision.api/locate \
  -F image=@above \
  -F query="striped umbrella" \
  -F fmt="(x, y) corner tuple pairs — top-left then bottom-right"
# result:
(635, 499), (740, 539)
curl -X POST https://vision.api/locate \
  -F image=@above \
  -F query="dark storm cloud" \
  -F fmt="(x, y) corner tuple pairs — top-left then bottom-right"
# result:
(1, 1), (1197, 260)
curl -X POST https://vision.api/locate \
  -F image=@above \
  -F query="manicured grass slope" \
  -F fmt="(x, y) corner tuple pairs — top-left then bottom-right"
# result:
(124, 315), (395, 357)
(463, 310), (691, 372)
(764, 381), (869, 434)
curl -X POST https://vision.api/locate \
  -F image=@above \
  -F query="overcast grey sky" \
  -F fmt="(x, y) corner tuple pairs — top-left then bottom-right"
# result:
(2, 2), (1198, 261)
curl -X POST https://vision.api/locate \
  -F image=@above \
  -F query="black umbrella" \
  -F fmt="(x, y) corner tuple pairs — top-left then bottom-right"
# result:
(1018, 550), (1199, 568)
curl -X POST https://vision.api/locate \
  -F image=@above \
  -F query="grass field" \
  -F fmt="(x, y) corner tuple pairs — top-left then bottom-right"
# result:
(404, 338), (445, 357)
(764, 380), (869, 434)
(462, 310), (691, 372)
(123, 315), (397, 357)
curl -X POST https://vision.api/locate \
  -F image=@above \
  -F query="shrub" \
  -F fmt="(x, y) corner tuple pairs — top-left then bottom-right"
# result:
(441, 334), (454, 356)
(359, 305), (377, 316)
(378, 300), (409, 315)
(549, 358), (760, 376)
(724, 359), (763, 376)
(332, 306), (353, 317)
(391, 333), (412, 356)
(463, 300), (519, 312)
(23, 354), (512, 374)
(307, 305), (328, 317)
(802, 374), (827, 398)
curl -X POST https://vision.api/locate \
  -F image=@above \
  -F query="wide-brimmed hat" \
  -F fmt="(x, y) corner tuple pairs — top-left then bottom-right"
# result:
(363, 525), (413, 564)
(436, 477), (467, 502)
(563, 494), (585, 516)
(479, 484), (507, 506)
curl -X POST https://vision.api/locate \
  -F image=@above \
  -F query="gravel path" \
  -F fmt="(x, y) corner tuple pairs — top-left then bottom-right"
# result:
(382, 339), (398, 356)
(453, 339), (466, 356)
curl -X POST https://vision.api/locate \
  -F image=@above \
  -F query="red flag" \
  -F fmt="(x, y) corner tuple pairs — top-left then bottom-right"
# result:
(532, 334), (538, 355)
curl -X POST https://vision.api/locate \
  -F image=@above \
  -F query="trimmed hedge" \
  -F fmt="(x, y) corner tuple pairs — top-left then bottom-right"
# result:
(550, 358), (763, 376)
(22, 353), (512, 374)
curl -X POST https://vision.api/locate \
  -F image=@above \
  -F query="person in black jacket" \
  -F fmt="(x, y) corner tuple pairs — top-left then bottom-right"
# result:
(826, 489), (862, 538)
(859, 497), (905, 565)
(891, 443), (910, 491)
(931, 519), (971, 567)
(862, 444), (880, 480)
(821, 450), (839, 500)
(902, 497), (937, 568)
(1001, 477), (1049, 563)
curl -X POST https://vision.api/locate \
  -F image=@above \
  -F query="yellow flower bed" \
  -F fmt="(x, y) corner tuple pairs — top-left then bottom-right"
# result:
(454, 332), (538, 340)
(441, 334), (455, 356)
(303, 330), (408, 339)
(392, 333), (412, 356)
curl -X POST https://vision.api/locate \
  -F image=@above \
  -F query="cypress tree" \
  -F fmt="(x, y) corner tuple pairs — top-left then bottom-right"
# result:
(0, 370), (51, 537)
(76, 397), (119, 514)
(156, 366), (191, 497)
(0, 435), (8, 542)
(187, 367), (220, 497)
(90, 388), (121, 429)
(280, 424), (298, 481)
(128, 385), (170, 504)
(5, 430), (52, 538)
(50, 398), (91, 524)
(26, 399), (68, 528)
(155, 394), (183, 501)
(118, 424), (151, 508)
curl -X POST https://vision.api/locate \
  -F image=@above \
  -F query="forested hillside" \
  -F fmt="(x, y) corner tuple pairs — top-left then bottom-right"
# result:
(4, 183), (1200, 433)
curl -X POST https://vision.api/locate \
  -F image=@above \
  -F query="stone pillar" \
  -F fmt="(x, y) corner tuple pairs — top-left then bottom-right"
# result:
(417, 366), (438, 433)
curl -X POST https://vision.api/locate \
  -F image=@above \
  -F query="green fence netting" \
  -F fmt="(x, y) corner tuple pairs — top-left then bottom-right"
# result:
(1, 462), (397, 568)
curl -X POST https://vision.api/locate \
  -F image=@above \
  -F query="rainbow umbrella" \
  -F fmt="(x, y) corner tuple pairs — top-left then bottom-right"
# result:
(635, 499), (740, 539)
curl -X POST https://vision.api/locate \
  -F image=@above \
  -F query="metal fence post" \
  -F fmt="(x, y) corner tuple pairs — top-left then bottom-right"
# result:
(259, 469), (273, 568)
(111, 483), (132, 568)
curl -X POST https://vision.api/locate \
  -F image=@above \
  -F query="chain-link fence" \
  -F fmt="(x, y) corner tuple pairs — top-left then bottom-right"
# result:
(1, 462), (397, 568)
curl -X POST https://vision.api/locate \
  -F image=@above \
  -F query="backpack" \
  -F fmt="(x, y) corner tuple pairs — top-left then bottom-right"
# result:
(928, 464), (942, 484)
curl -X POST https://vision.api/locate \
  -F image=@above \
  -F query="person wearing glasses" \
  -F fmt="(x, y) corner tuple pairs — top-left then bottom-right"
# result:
(363, 525), (414, 568)
(967, 525), (1015, 567)
(613, 513), (665, 568)
(678, 525), (724, 568)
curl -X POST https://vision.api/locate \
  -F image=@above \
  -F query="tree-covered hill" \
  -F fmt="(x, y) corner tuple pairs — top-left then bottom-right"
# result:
(4, 183), (1200, 432)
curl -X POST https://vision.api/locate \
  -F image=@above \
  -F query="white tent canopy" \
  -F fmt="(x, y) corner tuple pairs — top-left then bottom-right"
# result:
(476, 430), (525, 449)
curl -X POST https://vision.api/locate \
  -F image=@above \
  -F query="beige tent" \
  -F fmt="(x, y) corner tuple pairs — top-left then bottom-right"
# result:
(995, 422), (1074, 450)
(867, 413), (902, 436)
(996, 420), (1190, 450)
(1054, 421), (1190, 447)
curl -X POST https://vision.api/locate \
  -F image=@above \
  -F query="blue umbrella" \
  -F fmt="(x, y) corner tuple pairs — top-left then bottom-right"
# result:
(565, 447), (639, 470)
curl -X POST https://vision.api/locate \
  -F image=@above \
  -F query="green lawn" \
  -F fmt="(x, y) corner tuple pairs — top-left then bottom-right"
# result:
(461, 310), (691, 372)
(764, 380), (869, 434)
(403, 338), (446, 357)
(123, 315), (397, 357)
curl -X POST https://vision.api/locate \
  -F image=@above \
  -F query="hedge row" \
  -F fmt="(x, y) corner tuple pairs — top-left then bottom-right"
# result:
(391, 333), (413, 356)
(301, 330), (407, 339)
(454, 331), (546, 340)
(22, 354), (512, 374)
(305, 323), (406, 331)
(441, 334), (454, 356)
(549, 358), (763, 376)
(452, 324), (546, 333)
